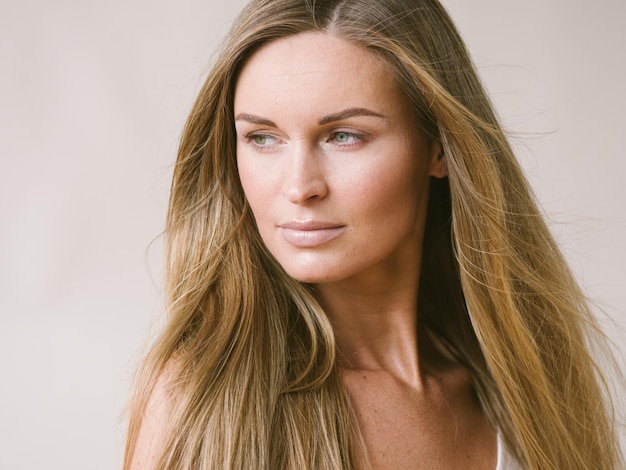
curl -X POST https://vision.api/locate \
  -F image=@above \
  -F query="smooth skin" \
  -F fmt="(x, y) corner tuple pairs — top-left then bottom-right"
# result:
(235, 32), (496, 469)
(131, 32), (497, 470)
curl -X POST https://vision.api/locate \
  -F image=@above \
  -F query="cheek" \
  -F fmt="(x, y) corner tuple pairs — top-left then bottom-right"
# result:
(353, 159), (428, 221)
(238, 160), (273, 217)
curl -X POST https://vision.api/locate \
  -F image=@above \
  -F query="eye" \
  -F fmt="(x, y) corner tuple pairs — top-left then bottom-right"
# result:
(244, 132), (281, 151)
(249, 133), (275, 145)
(329, 131), (363, 147)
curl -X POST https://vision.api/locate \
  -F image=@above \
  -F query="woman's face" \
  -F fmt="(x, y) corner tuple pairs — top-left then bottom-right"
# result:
(234, 32), (444, 286)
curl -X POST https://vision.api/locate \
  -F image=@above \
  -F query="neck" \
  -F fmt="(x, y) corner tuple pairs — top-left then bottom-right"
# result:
(314, 273), (424, 388)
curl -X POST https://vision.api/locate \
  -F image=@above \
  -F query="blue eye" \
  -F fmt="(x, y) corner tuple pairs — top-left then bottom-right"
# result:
(335, 132), (351, 143)
(332, 132), (361, 145)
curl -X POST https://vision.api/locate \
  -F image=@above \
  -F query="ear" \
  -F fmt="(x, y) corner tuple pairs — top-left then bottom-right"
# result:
(428, 141), (448, 179)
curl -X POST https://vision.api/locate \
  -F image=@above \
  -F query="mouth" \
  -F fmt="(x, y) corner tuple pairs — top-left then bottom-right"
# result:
(279, 221), (346, 247)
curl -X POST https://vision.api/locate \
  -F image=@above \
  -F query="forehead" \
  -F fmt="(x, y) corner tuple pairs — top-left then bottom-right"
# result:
(240, 32), (390, 78)
(234, 32), (407, 119)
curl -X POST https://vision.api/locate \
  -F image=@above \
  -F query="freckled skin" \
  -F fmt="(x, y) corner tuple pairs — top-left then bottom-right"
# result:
(234, 32), (440, 286)
(341, 355), (496, 469)
(234, 33), (496, 469)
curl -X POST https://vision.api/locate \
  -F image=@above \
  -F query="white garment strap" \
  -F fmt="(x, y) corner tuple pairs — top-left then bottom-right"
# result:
(496, 433), (523, 470)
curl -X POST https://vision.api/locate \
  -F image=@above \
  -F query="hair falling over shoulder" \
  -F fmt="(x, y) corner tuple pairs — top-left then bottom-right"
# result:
(124, 0), (623, 468)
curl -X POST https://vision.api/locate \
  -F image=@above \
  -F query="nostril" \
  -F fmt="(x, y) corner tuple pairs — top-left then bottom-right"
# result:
(282, 177), (328, 204)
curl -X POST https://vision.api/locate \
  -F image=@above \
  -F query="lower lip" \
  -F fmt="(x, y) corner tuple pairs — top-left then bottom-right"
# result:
(280, 227), (345, 247)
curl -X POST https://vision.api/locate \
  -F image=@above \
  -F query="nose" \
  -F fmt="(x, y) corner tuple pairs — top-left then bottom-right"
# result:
(281, 144), (328, 204)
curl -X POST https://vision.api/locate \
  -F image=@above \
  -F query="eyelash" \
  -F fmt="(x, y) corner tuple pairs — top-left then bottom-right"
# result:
(328, 131), (363, 147)
(242, 132), (281, 153)
(243, 130), (365, 151)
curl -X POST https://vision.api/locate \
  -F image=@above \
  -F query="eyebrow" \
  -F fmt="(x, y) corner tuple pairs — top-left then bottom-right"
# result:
(318, 107), (386, 125)
(234, 107), (386, 127)
(234, 113), (277, 127)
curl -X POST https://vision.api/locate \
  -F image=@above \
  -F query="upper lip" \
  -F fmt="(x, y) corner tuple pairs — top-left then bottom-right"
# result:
(279, 220), (344, 230)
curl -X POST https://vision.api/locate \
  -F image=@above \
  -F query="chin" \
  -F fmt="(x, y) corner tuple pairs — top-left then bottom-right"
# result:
(267, 245), (360, 285)
(274, 257), (343, 284)
(283, 268), (338, 284)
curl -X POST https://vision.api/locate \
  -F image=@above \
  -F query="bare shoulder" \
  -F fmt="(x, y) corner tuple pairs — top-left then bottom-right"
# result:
(128, 361), (178, 470)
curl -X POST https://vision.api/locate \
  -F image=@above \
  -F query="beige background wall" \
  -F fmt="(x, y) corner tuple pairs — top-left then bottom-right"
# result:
(1, 1), (624, 468)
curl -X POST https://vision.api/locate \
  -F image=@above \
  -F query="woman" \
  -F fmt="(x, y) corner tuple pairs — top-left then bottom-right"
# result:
(124, 0), (622, 468)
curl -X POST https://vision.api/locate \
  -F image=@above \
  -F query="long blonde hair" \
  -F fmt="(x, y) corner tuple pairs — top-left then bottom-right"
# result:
(124, 0), (622, 468)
